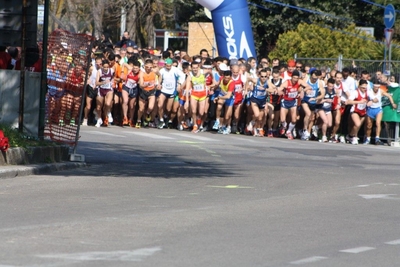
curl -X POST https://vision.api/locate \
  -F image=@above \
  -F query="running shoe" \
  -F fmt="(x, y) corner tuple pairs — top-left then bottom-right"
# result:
(321, 136), (328, 143)
(107, 112), (113, 123)
(301, 130), (310, 141)
(93, 110), (99, 120)
(178, 124), (184, 131)
(253, 128), (259, 137)
(375, 138), (384, 145)
(345, 134), (351, 143)
(123, 117), (129, 126)
(145, 114), (151, 122)
(279, 126), (286, 136)
(258, 128), (265, 137)
(218, 127), (225, 134)
(158, 120), (165, 129)
(363, 138), (370, 145)
(329, 136), (338, 143)
(339, 135), (346, 144)
(231, 123), (237, 135)
(351, 137), (358, 145)
(292, 129), (297, 139)
(129, 120), (135, 127)
(312, 125), (319, 138)
(285, 131), (294, 140)
(192, 125), (199, 133)
(212, 120), (220, 130)
(135, 121), (141, 128)
(148, 122), (156, 128)
(95, 118), (103, 128)
(182, 121), (189, 129)
(247, 120), (255, 132)
(168, 120), (173, 129)
(81, 119), (88, 126)
(223, 126), (231, 135)
(103, 117), (109, 127)
(267, 130), (274, 137)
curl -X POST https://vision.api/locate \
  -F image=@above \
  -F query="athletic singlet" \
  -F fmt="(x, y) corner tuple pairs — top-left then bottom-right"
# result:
(270, 78), (282, 104)
(232, 74), (244, 101)
(98, 68), (113, 90)
(89, 66), (99, 88)
(283, 79), (300, 101)
(320, 90), (336, 111)
(124, 70), (139, 89)
(304, 77), (319, 103)
(333, 82), (343, 109)
(368, 89), (382, 109)
(251, 79), (268, 100)
(352, 89), (368, 116)
(191, 74), (206, 98)
(160, 68), (178, 94)
(220, 79), (234, 96)
(142, 71), (156, 91)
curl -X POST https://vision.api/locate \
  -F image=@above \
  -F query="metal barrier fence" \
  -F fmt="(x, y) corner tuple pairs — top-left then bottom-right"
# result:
(294, 54), (400, 82)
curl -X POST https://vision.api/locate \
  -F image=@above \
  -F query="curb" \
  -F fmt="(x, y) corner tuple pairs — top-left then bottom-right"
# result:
(0, 162), (87, 179)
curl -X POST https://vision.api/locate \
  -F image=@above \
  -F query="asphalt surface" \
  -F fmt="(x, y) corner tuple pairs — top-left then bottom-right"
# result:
(0, 125), (399, 266)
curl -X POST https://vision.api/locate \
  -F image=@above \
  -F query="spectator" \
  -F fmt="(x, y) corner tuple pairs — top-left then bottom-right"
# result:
(7, 47), (19, 69)
(117, 31), (136, 48)
(0, 46), (12, 69)
(15, 46), (42, 72)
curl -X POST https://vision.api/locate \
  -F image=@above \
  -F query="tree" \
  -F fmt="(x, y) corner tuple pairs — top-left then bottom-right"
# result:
(268, 23), (400, 62)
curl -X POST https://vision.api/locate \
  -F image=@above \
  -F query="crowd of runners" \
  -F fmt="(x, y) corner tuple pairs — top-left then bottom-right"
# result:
(62, 31), (399, 145)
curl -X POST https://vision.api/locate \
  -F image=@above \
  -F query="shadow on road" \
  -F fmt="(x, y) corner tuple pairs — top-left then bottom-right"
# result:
(65, 141), (239, 179)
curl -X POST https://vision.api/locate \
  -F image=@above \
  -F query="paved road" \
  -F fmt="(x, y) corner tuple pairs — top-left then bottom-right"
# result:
(0, 126), (399, 266)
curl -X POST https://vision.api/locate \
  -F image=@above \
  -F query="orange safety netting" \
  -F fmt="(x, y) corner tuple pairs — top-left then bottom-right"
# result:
(43, 29), (93, 146)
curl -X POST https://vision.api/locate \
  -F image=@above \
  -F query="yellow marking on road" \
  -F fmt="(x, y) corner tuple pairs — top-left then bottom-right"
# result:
(178, 141), (204, 144)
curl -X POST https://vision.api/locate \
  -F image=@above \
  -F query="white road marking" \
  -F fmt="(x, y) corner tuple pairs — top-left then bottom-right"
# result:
(290, 256), (328, 265)
(359, 194), (398, 200)
(170, 132), (217, 142)
(385, 239), (400, 245)
(83, 131), (126, 138)
(123, 131), (174, 140)
(339, 247), (375, 253)
(37, 247), (162, 262)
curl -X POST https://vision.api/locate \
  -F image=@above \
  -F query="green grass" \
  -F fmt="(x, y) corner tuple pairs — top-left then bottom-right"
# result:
(0, 124), (61, 148)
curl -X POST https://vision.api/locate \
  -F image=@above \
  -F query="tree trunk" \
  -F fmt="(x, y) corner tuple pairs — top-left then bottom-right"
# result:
(92, 0), (105, 39)
(65, 0), (79, 32)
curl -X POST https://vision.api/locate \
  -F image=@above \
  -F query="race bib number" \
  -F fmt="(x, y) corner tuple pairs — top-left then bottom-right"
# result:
(164, 82), (175, 90)
(126, 79), (137, 89)
(193, 84), (204, 92)
(235, 85), (242, 92)
(146, 82), (155, 89)
(357, 103), (366, 110)
(288, 92), (298, 98)
(103, 79), (111, 89)
(256, 90), (266, 97)
(323, 102), (331, 108)
(306, 90), (316, 97)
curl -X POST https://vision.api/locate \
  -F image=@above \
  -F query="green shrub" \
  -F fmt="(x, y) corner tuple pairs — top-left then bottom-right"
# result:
(0, 124), (59, 148)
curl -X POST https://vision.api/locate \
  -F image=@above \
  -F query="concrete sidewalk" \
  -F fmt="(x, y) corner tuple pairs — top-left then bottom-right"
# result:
(0, 162), (86, 179)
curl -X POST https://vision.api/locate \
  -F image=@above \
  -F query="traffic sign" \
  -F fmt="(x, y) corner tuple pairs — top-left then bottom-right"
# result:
(384, 4), (396, 29)
(385, 28), (394, 48)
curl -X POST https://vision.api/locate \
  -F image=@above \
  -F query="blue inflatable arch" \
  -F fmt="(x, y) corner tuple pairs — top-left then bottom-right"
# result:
(195, 0), (256, 60)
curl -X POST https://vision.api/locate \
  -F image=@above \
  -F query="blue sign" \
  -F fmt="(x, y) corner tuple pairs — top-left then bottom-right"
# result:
(195, 0), (256, 59)
(384, 4), (396, 29)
